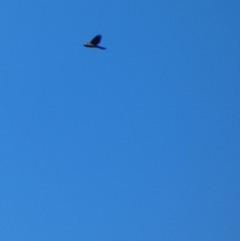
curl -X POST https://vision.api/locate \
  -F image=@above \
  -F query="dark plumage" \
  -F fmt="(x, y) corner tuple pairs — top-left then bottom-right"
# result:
(84, 35), (106, 50)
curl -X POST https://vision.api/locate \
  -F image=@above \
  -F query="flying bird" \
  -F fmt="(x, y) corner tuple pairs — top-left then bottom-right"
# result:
(84, 35), (106, 50)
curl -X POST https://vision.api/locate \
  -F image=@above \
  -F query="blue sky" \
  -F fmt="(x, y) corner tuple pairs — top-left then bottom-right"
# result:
(0, 1), (239, 240)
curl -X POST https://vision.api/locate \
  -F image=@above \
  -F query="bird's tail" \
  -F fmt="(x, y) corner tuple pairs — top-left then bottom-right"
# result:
(97, 46), (106, 50)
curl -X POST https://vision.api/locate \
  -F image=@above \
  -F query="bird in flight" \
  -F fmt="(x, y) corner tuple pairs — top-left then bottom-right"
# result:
(84, 35), (106, 50)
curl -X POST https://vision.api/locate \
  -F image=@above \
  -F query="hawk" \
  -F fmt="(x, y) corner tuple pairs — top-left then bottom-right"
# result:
(84, 35), (106, 50)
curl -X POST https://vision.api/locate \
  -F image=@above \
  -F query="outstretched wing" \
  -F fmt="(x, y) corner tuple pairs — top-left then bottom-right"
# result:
(90, 35), (101, 45)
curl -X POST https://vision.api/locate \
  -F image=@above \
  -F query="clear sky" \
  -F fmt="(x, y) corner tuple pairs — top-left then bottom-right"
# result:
(0, 1), (239, 240)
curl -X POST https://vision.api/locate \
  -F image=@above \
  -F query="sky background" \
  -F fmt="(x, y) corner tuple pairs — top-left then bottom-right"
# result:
(0, 1), (239, 240)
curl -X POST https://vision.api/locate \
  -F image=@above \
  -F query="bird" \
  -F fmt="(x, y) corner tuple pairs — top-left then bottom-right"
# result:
(84, 35), (106, 50)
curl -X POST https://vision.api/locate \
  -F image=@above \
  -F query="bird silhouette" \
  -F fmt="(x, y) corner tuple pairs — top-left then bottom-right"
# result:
(84, 35), (106, 50)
